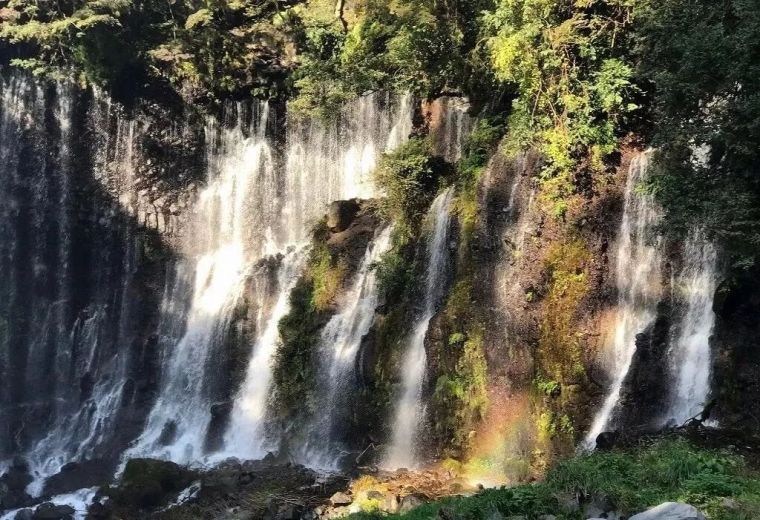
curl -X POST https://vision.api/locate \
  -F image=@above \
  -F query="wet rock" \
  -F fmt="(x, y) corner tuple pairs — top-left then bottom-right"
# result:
(204, 400), (234, 453)
(86, 499), (113, 519)
(595, 431), (619, 451)
(629, 502), (705, 520)
(329, 491), (352, 506)
(108, 458), (196, 509)
(13, 509), (33, 520)
(327, 200), (361, 232)
(0, 459), (33, 510)
(43, 459), (113, 497)
(615, 300), (672, 429)
(32, 502), (75, 520)
(157, 420), (178, 446)
(538, 515), (557, 520)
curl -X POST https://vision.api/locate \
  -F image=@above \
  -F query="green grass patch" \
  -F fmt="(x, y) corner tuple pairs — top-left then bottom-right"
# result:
(348, 439), (760, 519)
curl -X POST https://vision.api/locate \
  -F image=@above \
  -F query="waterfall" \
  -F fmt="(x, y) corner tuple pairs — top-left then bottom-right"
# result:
(665, 231), (718, 425)
(125, 104), (279, 463)
(0, 73), (171, 491)
(127, 93), (412, 464)
(282, 94), (412, 244)
(222, 246), (308, 459)
(297, 226), (394, 469)
(0, 73), (416, 478)
(584, 152), (663, 448)
(385, 188), (455, 469)
(433, 97), (473, 163)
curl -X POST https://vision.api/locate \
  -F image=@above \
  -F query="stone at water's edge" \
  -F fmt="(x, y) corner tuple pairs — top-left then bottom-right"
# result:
(327, 200), (361, 232)
(31, 502), (76, 520)
(329, 492), (352, 506)
(629, 502), (706, 520)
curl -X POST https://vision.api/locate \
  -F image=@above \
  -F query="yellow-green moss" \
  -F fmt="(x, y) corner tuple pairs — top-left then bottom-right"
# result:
(538, 238), (591, 384)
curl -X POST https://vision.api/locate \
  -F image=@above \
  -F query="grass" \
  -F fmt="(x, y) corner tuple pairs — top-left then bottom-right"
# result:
(347, 439), (760, 519)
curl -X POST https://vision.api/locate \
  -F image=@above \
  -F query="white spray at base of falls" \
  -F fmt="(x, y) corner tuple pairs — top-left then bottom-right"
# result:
(665, 231), (718, 425)
(584, 152), (663, 448)
(297, 226), (394, 469)
(385, 188), (455, 469)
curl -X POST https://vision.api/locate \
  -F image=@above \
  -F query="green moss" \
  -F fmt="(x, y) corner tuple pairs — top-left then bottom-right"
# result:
(539, 239), (591, 384)
(373, 138), (453, 235)
(271, 221), (348, 421)
(431, 329), (489, 457)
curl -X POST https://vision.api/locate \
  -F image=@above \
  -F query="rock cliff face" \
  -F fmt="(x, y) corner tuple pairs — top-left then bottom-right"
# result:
(0, 75), (201, 476)
(711, 268), (760, 429)
(1, 69), (760, 519)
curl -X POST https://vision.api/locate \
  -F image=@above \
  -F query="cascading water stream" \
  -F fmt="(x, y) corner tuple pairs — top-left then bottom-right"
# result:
(218, 95), (412, 461)
(0, 74), (163, 492)
(222, 246), (308, 459)
(665, 231), (718, 425)
(297, 226), (394, 469)
(126, 93), (413, 465)
(125, 104), (277, 463)
(584, 152), (663, 448)
(385, 188), (455, 469)
(282, 94), (412, 244)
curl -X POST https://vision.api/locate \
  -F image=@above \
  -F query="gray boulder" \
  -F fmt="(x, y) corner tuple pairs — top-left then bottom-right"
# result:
(326, 200), (361, 232)
(629, 502), (706, 520)
(399, 494), (426, 513)
(32, 502), (75, 520)
(329, 491), (352, 506)
(13, 510), (34, 520)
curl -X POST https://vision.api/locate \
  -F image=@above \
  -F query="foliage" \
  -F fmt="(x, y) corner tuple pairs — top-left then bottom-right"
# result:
(484, 0), (639, 217)
(349, 439), (760, 520)
(635, 0), (760, 268)
(432, 330), (489, 453)
(539, 239), (591, 385)
(272, 222), (344, 419)
(0, 0), (302, 100)
(288, 0), (492, 116)
(373, 138), (451, 234)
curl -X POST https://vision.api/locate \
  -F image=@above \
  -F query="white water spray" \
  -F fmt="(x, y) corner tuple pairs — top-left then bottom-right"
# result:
(385, 188), (455, 469)
(223, 247), (308, 459)
(126, 105), (277, 463)
(297, 226), (394, 468)
(665, 231), (718, 424)
(584, 152), (663, 448)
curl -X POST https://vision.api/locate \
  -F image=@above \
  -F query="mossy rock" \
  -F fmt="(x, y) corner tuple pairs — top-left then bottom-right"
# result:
(109, 458), (197, 509)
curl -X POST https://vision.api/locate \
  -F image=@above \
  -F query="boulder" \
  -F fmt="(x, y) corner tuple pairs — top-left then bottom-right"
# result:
(383, 493), (399, 514)
(86, 499), (113, 520)
(32, 502), (75, 520)
(327, 200), (361, 232)
(629, 502), (706, 520)
(0, 460), (33, 510)
(595, 431), (619, 451)
(108, 458), (196, 509)
(399, 494), (426, 513)
(13, 510), (33, 520)
(42, 459), (113, 497)
(329, 491), (352, 506)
